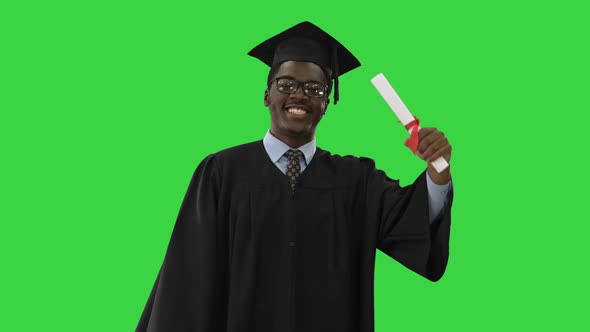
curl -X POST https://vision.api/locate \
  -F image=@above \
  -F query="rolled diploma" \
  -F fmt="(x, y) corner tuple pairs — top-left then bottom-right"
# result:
(371, 73), (449, 173)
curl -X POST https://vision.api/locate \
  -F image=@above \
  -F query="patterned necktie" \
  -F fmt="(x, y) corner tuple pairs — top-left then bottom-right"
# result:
(286, 149), (303, 192)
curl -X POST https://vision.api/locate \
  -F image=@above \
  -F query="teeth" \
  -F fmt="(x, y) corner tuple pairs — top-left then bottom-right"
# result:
(287, 108), (306, 115)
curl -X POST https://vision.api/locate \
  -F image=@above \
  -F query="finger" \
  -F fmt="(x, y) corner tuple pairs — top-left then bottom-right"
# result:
(422, 136), (448, 160)
(418, 127), (436, 140)
(427, 144), (452, 163)
(415, 150), (425, 160)
(418, 130), (442, 154)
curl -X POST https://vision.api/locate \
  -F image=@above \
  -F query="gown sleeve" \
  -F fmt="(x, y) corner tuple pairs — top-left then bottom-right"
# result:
(136, 155), (228, 331)
(363, 158), (453, 281)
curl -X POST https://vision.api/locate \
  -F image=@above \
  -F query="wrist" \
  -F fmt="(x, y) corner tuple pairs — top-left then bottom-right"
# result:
(427, 165), (451, 185)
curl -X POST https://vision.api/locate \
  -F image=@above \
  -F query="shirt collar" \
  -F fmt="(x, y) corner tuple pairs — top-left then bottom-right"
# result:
(263, 130), (316, 164)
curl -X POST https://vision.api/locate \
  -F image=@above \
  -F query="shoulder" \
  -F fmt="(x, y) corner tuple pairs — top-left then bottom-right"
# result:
(196, 140), (262, 165)
(214, 140), (262, 159)
(194, 140), (264, 177)
(316, 149), (405, 191)
(215, 140), (262, 155)
(316, 147), (379, 173)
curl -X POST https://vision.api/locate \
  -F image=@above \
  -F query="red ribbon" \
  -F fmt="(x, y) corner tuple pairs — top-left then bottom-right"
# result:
(404, 117), (420, 154)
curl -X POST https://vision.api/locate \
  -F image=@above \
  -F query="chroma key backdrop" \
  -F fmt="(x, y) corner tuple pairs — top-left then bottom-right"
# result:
(1, 1), (588, 331)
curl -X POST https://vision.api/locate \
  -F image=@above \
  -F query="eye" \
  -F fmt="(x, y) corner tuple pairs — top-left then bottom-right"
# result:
(277, 79), (296, 91)
(304, 82), (324, 96)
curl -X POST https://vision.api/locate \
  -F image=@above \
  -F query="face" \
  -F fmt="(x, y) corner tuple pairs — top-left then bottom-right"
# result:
(264, 61), (329, 147)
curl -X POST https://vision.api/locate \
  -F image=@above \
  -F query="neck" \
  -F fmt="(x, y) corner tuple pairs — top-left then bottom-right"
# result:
(270, 129), (313, 148)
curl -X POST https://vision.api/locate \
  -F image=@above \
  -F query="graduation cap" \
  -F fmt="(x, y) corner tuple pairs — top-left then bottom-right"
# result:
(248, 21), (361, 104)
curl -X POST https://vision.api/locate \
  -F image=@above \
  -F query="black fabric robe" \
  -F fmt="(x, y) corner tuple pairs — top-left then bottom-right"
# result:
(136, 140), (452, 332)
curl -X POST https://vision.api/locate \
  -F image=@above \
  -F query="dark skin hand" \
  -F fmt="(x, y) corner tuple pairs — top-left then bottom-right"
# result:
(404, 127), (452, 185)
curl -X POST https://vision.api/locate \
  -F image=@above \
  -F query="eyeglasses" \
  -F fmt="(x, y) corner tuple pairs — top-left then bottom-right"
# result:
(269, 77), (328, 98)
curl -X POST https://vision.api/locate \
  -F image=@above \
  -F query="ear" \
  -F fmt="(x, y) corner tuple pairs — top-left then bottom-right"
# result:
(264, 89), (270, 107)
(323, 98), (330, 114)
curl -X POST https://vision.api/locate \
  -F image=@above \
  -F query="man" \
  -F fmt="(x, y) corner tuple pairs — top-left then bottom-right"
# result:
(137, 21), (453, 332)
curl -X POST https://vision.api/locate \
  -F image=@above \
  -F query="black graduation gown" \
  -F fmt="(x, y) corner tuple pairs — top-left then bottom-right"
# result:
(136, 140), (452, 332)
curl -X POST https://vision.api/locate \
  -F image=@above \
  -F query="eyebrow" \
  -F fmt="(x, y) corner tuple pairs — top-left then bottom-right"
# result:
(275, 76), (325, 84)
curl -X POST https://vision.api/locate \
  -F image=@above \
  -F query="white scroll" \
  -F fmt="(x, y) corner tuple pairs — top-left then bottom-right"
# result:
(371, 73), (449, 173)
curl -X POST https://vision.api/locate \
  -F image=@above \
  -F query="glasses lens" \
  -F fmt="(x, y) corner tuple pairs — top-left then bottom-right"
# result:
(276, 78), (297, 93)
(275, 78), (325, 97)
(303, 82), (325, 97)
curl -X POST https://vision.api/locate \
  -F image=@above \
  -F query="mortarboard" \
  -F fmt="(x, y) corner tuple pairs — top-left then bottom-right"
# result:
(248, 21), (361, 104)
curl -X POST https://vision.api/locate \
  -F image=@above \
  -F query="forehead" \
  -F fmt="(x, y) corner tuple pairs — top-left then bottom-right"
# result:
(274, 61), (327, 82)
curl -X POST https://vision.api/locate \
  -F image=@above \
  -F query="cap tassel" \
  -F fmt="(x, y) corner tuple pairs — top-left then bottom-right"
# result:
(332, 42), (339, 105)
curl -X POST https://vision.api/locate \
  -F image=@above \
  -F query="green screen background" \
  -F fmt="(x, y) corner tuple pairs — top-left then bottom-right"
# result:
(1, 1), (588, 331)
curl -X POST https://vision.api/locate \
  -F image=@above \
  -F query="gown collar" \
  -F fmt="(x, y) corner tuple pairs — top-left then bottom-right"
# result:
(263, 130), (316, 165)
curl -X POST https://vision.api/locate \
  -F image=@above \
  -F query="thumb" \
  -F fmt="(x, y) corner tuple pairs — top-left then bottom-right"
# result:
(403, 138), (423, 158)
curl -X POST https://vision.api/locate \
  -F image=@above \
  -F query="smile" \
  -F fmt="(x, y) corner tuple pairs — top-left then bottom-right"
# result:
(287, 107), (307, 115)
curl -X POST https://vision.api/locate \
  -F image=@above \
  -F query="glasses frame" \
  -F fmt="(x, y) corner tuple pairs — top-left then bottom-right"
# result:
(269, 76), (329, 98)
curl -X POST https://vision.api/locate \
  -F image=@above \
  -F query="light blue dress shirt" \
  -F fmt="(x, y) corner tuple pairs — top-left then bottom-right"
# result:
(262, 130), (451, 223)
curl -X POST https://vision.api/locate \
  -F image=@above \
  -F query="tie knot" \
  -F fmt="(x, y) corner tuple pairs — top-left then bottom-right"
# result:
(286, 149), (303, 162)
